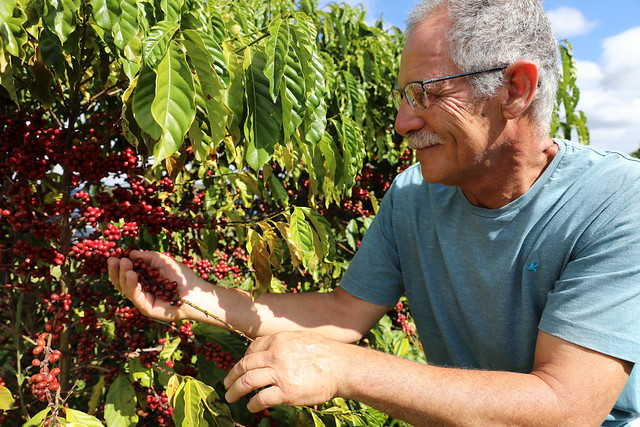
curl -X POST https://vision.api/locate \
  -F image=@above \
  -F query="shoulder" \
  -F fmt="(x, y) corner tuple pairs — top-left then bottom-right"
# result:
(558, 139), (640, 179)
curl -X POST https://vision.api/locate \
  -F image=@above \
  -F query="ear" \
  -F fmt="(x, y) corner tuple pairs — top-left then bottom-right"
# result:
(500, 60), (539, 120)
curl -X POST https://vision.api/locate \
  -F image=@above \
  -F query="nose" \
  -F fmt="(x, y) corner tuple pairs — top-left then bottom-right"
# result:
(394, 102), (425, 136)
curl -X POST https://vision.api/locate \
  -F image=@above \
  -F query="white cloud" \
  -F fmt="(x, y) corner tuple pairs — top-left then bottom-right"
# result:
(547, 7), (598, 39)
(573, 27), (640, 154)
(600, 27), (640, 92)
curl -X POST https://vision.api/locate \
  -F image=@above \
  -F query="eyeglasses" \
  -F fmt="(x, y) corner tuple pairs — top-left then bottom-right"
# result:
(391, 66), (509, 112)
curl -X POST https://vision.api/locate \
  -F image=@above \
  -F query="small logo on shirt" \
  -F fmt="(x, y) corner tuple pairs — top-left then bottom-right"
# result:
(525, 262), (539, 272)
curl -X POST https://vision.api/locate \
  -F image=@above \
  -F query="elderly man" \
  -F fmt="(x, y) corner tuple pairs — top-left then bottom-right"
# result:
(109, 0), (640, 425)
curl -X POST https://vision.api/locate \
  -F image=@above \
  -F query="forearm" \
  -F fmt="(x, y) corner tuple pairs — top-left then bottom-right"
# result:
(109, 253), (382, 342)
(186, 284), (370, 342)
(338, 346), (587, 427)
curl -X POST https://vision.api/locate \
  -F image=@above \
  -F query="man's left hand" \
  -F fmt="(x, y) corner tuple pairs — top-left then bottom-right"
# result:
(224, 330), (348, 412)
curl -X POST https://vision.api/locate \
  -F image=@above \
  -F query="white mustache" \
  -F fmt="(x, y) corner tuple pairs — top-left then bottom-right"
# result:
(408, 130), (445, 150)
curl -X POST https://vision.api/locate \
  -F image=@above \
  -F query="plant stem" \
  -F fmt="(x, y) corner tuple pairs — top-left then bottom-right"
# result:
(179, 298), (254, 343)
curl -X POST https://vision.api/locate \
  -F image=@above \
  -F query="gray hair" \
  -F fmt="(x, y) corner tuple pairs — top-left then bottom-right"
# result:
(406, 0), (559, 135)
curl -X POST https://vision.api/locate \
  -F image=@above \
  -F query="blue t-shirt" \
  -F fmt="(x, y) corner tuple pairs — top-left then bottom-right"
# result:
(340, 139), (640, 424)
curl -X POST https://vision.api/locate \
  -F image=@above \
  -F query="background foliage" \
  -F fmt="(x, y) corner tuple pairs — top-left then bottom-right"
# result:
(0, 0), (587, 425)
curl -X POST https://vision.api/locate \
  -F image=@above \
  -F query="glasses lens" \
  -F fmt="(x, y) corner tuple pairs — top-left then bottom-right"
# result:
(406, 83), (429, 111)
(391, 89), (403, 110)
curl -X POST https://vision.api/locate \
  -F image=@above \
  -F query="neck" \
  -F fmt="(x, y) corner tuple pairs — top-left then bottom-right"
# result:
(462, 136), (558, 209)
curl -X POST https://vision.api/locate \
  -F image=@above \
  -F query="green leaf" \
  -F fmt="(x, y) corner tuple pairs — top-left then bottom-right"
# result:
(151, 40), (196, 164)
(207, 5), (227, 43)
(264, 17), (290, 102)
(0, 0), (17, 21)
(133, 65), (163, 140)
(302, 207), (335, 261)
(0, 54), (16, 101)
(128, 357), (154, 387)
(39, 27), (65, 76)
(247, 228), (272, 299)
(0, 16), (27, 58)
(280, 35), (306, 144)
(301, 47), (328, 147)
(158, 337), (181, 361)
(310, 410), (325, 426)
(112, 0), (139, 51)
(166, 374), (182, 407)
(29, 47), (55, 108)
(161, 0), (184, 22)
(92, 0), (119, 30)
(88, 376), (106, 417)
(183, 29), (227, 146)
(332, 115), (364, 188)
(189, 376), (234, 425)
(65, 408), (106, 426)
(142, 20), (179, 68)
(290, 207), (314, 267)
(44, 0), (80, 44)
(105, 375), (138, 427)
(244, 47), (282, 171)
(184, 29), (227, 83)
(0, 385), (14, 410)
(291, 13), (327, 147)
(225, 50), (244, 134)
(23, 407), (51, 426)
(172, 377), (204, 427)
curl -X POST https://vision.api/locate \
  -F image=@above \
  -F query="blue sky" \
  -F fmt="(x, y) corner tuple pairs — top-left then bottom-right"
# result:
(320, 1), (640, 154)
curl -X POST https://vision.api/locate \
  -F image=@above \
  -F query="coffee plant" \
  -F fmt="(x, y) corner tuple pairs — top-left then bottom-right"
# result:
(0, 0), (587, 425)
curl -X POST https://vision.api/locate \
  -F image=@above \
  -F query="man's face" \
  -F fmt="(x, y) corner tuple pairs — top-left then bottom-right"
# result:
(394, 11), (505, 188)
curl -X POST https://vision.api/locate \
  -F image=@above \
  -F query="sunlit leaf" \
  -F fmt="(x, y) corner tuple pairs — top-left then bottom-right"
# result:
(244, 47), (282, 171)
(23, 408), (51, 427)
(290, 207), (314, 267)
(92, 0), (119, 30)
(161, 0), (184, 23)
(43, 0), (80, 44)
(65, 408), (106, 426)
(166, 374), (182, 407)
(128, 357), (154, 387)
(105, 375), (138, 427)
(172, 377), (204, 427)
(302, 207), (335, 261)
(264, 17), (289, 102)
(151, 40), (196, 164)
(0, 15), (27, 59)
(183, 29), (227, 146)
(142, 20), (178, 68)
(113, 0), (138, 50)
(247, 228), (272, 299)
(0, 385), (14, 411)
(280, 35), (305, 144)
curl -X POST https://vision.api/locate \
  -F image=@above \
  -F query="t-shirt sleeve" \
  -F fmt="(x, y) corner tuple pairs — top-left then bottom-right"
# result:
(539, 184), (640, 364)
(339, 181), (405, 306)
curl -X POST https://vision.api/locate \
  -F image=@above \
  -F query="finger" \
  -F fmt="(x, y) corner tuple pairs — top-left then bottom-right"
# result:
(122, 268), (165, 315)
(247, 386), (286, 413)
(129, 249), (159, 265)
(224, 351), (266, 388)
(118, 257), (134, 293)
(224, 366), (276, 404)
(244, 335), (272, 356)
(107, 257), (121, 291)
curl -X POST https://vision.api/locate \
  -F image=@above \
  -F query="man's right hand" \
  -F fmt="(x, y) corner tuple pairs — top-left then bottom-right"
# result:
(107, 250), (211, 322)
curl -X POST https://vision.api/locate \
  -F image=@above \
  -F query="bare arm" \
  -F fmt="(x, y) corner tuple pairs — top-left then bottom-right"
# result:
(224, 330), (632, 426)
(106, 250), (388, 342)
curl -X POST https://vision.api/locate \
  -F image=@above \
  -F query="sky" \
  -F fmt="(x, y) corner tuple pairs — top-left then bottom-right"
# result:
(319, 1), (640, 154)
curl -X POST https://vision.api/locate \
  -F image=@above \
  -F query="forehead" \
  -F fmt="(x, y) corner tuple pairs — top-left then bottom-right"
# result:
(399, 9), (458, 84)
